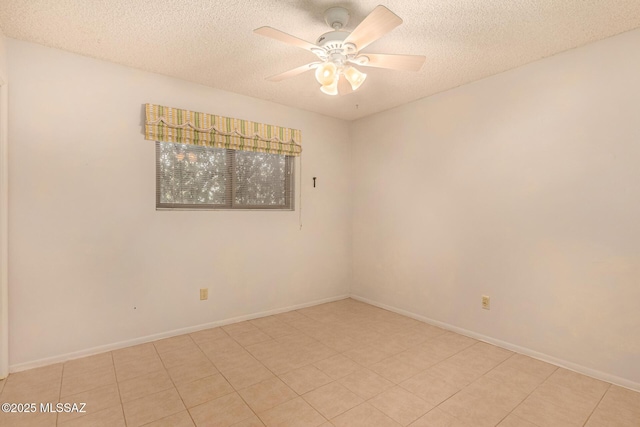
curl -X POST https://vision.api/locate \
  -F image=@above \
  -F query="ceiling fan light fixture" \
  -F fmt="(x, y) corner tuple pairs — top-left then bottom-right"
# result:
(343, 66), (367, 91)
(320, 76), (339, 96)
(315, 62), (337, 86)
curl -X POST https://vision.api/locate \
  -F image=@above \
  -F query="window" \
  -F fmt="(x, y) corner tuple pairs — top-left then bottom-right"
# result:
(156, 142), (294, 210)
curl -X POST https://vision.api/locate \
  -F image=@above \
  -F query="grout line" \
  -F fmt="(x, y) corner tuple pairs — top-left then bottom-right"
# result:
(581, 383), (611, 427)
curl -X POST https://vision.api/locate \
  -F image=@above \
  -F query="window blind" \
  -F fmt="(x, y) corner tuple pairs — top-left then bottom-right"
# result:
(156, 142), (294, 210)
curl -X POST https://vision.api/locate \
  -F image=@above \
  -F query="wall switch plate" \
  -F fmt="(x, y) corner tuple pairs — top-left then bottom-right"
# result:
(482, 295), (490, 310)
(200, 288), (208, 300)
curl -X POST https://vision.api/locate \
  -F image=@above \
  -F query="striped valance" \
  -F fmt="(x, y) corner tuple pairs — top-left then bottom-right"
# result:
(144, 104), (302, 156)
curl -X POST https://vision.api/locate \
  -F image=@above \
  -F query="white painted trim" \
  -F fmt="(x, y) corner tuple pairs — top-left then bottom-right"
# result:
(350, 294), (640, 392)
(9, 294), (349, 373)
(0, 77), (8, 380)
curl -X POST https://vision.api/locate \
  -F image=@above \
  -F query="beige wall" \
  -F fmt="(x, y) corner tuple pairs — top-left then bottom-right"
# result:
(0, 30), (9, 378)
(351, 28), (640, 388)
(7, 39), (351, 368)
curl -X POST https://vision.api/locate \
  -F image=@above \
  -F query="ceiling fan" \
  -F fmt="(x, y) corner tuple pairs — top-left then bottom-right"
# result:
(254, 5), (426, 96)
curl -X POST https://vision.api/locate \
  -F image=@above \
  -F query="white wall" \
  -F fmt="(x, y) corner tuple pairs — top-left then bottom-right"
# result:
(351, 28), (640, 387)
(7, 39), (351, 368)
(0, 30), (9, 378)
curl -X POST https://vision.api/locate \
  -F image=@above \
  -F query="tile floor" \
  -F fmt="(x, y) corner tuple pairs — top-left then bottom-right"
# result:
(0, 298), (638, 427)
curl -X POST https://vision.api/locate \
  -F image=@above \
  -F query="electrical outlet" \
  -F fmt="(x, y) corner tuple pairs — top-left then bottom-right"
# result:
(482, 295), (490, 310)
(200, 288), (208, 300)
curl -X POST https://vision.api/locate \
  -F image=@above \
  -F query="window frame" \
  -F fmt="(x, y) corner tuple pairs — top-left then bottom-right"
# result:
(155, 142), (295, 211)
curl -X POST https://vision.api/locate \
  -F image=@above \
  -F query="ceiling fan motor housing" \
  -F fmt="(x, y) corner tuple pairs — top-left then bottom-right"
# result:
(324, 6), (350, 30)
(314, 31), (357, 61)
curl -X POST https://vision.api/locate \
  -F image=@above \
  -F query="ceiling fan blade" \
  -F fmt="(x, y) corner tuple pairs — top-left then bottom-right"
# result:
(266, 63), (319, 82)
(354, 53), (426, 71)
(337, 76), (353, 95)
(254, 26), (318, 52)
(343, 6), (402, 51)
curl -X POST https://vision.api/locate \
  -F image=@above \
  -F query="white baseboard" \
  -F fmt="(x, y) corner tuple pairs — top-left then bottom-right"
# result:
(9, 294), (349, 373)
(350, 294), (640, 392)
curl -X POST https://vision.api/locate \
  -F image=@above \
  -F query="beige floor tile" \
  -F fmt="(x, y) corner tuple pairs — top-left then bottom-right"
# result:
(57, 405), (125, 427)
(5, 363), (63, 387)
(0, 410), (58, 427)
(314, 354), (361, 380)
(369, 386), (433, 426)
(57, 383), (121, 423)
(63, 353), (114, 378)
(438, 391), (509, 427)
(118, 370), (174, 403)
(249, 315), (285, 329)
(530, 381), (602, 414)
(190, 327), (228, 345)
(400, 371), (461, 406)
(238, 377), (297, 413)
(142, 410), (196, 427)
(114, 354), (165, 382)
(483, 363), (547, 394)
(258, 349), (311, 375)
(3, 300), (635, 427)
(272, 310), (307, 324)
(302, 382), (363, 419)
(410, 323), (447, 340)
(462, 376), (529, 412)
(177, 373), (234, 408)
(159, 346), (209, 369)
(231, 414), (266, 426)
(61, 364), (117, 397)
(545, 368), (609, 400)
(213, 349), (262, 373)
(461, 342), (513, 363)
(303, 342), (338, 364)
(189, 392), (255, 427)
(276, 333), (319, 347)
(167, 358), (219, 385)
(432, 333), (478, 350)
(497, 414), (540, 427)
(338, 368), (394, 400)
(409, 407), (472, 427)
(1, 364), (63, 402)
(112, 343), (158, 364)
(154, 335), (196, 354)
(598, 385), (640, 414)
(495, 353), (557, 379)
(0, 374), (61, 403)
(198, 336), (244, 357)
(250, 319), (297, 339)
(393, 347), (443, 371)
(330, 402), (401, 427)
(364, 336), (408, 356)
(223, 361), (275, 390)
(423, 359), (480, 389)
(585, 403), (640, 427)
(279, 365), (333, 394)
(370, 356), (422, 384)
(344, 345), (392, 366)
(443, 346), (510, 377)
(123, 388), (185, 427)
(223, 321), (260, 337)
(512, 393), (589, 427)
(257, 397), (326, 427)
(316, 332), (365, 352)
(245, 342), (287, 367)
(232, 329), (272, 347)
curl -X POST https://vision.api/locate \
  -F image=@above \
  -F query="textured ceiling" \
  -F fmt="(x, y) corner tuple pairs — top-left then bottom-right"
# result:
(1, 1), (640, 120)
